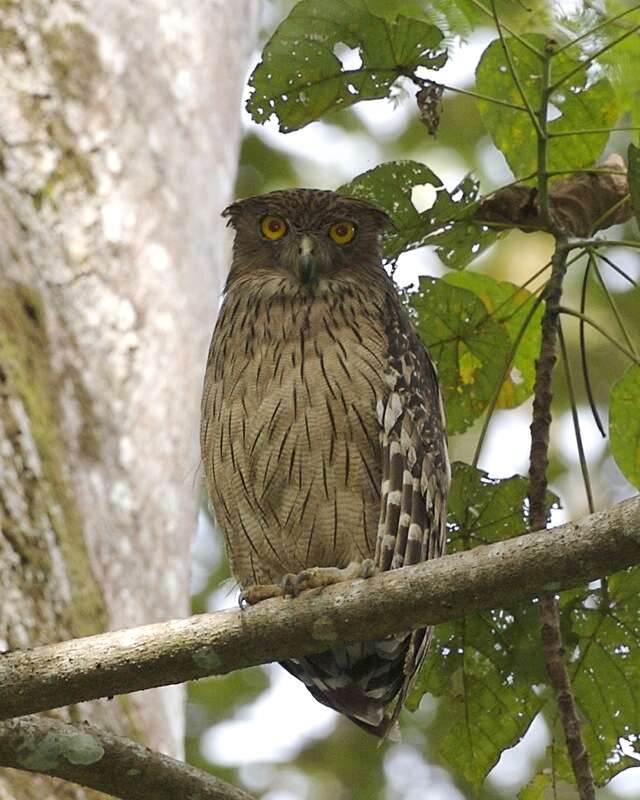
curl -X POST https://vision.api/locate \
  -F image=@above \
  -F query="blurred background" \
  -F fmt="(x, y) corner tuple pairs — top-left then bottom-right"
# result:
(187, 1), (640, 797)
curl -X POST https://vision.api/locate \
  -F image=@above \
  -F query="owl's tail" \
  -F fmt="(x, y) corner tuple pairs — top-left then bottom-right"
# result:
(281, 627), (432, 739)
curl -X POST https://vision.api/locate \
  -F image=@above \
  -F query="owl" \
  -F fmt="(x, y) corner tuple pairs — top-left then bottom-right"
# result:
(200, 189), (449, 737)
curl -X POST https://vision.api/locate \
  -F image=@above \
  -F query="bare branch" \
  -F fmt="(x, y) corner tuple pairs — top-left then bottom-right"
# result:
(0, 497), (638, 722)
(0, 715), (254, 800)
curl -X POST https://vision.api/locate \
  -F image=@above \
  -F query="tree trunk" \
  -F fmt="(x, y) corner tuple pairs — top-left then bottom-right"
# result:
(0, 1), (258, 796)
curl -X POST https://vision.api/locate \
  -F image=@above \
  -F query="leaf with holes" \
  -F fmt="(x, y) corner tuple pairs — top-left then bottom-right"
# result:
(408, 463), (548, 789)
(412, 608), (544, 790)
(410, 278), (510, 433)
(475, 34), (619, 178)
(427, 174), (501, 269)
(340, 162), (499, 267)
(442, 272), (542, 408)
(247, 1), (446, 132)
(610, 364), (640, 489)
(629, 143), (640, 228)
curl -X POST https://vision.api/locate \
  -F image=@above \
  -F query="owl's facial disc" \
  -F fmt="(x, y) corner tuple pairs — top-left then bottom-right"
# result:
(298, 234), (315, 283)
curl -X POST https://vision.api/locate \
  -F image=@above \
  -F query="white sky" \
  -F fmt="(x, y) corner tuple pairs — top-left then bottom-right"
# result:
(194, 5), (640, 797)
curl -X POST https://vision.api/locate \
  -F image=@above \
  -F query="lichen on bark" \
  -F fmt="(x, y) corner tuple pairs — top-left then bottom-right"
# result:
(0, 279), (107, 640)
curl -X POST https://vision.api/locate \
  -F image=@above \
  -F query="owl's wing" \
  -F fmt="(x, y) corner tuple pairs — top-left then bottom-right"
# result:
(374, 293), (450, 728)
(281, 290), (449, 740)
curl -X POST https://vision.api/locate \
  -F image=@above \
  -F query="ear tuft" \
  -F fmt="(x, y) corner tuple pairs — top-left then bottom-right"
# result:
(221, 202), (240, 228)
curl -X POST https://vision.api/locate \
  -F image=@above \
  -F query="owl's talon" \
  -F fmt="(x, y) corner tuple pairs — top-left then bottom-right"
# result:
(279, 561), (379, 597)
(360, 558), (378, 579)
(239, 583), (284, 607)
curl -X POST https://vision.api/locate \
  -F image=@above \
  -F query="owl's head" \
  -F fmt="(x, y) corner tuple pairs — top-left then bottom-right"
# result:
(222, 189), (391, 288)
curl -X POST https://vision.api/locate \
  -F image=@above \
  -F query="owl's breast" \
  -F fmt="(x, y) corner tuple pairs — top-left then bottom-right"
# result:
(202, 288), (389, 584)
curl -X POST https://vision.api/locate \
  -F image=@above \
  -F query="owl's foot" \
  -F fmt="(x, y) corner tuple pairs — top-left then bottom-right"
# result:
(282, 558), (378, 597)
(239, 583), (285, 607)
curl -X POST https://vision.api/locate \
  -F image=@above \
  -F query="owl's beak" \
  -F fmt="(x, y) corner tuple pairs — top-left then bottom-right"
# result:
(298, 235), (315, 283)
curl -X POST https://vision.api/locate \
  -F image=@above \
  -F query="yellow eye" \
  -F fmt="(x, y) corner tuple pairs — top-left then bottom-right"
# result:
(329, 221), (356, 245)
(261, 215), (287, 240)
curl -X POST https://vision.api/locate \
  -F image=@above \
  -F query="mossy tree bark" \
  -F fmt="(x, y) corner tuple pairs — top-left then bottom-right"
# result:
(0, 1), (258, 797)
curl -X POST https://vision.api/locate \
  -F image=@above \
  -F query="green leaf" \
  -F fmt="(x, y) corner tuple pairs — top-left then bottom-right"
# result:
(410, 278), (513, 433)
(629, 143), (640, 228)
(340, 161), (500, 267)
(442, 272), (542, 409)
(585, 8), (640, 142)
(247, 0), (447, 132)
(416, 609), (544, 790)
(447, 462), (543, 550)
(524, 569), (640, 796)
(409, 463), (548, 789)
(475, 34), (619, 177)
(362, 0), (479, 34)
(519, 769), (579, 800)
(609, 363), (640, 489)
(559, 569), (640, 785)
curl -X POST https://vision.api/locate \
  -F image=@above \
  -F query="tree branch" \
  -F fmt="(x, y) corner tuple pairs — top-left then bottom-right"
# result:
(0, 497), (638, 722)
(526, 40), (597, 793)
(0, 715), (254, 800)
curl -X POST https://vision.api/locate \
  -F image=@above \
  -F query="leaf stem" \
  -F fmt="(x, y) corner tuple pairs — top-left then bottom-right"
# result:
(559, 321), (595, 513)
(579, 257), (606, 438)
(565, 238), (640, 252)
(536, 46), (554, 230)
(548, 21), (640, 93)
(589, 193), (630, 232)
(553, 3), (640, 56)
(417, 78), (529, 112)
(558, 306), (640, 364)
(467, 0), (545, 57)
(592, 261), (638, 357)
(471, 292), (545, 469)
(490, 0), (545, 139)
(549, 126), (640, 137)
(590, 249), (639, 288)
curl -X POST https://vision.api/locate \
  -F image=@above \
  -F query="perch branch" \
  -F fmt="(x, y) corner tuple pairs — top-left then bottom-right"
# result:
(0, 497), (638, 722)
(0, 714), (254, 800)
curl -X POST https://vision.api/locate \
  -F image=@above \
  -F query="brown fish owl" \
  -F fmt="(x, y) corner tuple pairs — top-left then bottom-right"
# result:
(200, 189), (449, 737)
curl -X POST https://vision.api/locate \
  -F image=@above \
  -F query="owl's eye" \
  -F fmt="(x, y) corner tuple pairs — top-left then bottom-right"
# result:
(261, 215), (287, 240)
(329, 221), (356, 245)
